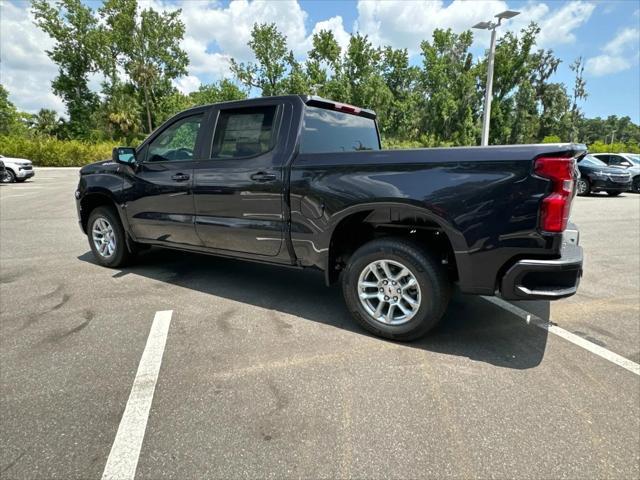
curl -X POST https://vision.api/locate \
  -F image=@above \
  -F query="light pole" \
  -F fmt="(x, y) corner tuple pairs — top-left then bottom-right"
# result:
(473, 10), (520, 146)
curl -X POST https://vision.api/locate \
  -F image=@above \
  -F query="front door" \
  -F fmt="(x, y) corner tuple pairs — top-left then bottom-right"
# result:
(125, 111), (206, 246)
(192, 103), (287, 256)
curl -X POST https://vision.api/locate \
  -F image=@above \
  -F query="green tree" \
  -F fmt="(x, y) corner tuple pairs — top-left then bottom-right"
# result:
(190, 80), (247, 105)
(569, 56), (588, 141)
(98, 0), (189, 133)
(0, 85), (28, 135)
(306, 30), (346, 100)
(29, 108), (63, 137)
(419, 29), (478, 145)
(339, 34), (393, 134)
(509, 80), (538, 144)
(478, 23), (539, 144)
(102, 83), (143, 143)
(380, 47), (420, 139)
(538, 83), (571, 140)
(231, 23), (291, 96)
(32, 0), (101, 138)
(155, 80), (247, 125)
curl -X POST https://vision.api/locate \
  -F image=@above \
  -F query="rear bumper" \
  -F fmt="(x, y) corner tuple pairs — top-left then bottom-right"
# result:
(499, 228), (583, 300)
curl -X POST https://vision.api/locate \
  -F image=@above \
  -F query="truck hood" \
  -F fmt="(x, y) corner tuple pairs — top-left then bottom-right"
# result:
(2, 156), (32, 165)
(80, 159), (119, 175)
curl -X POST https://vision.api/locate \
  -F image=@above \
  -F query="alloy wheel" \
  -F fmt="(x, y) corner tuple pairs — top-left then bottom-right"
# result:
(577, 179), (588, 195)
(92, 217), (117, 258)
(357, 259), (422, 325)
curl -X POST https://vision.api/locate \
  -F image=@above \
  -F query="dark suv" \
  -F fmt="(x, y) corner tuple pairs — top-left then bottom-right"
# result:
(591, 153), (640, 193)
(576, 154), (632, 196)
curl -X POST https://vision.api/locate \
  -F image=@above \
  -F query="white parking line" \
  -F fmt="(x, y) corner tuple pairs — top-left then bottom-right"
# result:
(101, 310), (173, 480)
(484, 296), (640, 376)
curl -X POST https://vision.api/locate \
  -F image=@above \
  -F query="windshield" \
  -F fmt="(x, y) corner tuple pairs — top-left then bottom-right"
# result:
(580, 155), (607, 167)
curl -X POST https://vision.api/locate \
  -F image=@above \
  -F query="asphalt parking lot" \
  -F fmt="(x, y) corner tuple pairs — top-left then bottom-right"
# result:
(1, 168), (639, 479)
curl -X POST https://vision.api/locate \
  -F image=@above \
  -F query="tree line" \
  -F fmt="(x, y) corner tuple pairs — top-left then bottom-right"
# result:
(1, 0), (638, 153)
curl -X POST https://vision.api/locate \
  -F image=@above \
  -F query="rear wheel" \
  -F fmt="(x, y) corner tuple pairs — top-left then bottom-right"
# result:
(606, 191), (622, 196)
(577, 178), (590, 196)
(87, 206), (134, 268)
(342, 237), (451, 341)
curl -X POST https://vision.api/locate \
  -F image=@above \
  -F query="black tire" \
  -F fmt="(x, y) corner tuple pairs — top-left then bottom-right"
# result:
(342, 237), (451, 341)
(577, 178), (590, 196)
(606, 191), (622, 197)
(632, 178), (640, 194)
(15, 178), (27, 183)
(87, 206), (133, 268)
(2, 169), (16, 183)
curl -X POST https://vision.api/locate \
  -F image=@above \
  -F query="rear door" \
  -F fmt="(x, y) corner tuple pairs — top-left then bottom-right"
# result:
(192, 101), (290, 256)
(125, 111), (207, 246)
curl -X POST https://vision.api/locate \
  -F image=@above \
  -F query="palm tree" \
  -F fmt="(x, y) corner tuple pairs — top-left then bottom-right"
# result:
(30, 108), (62, 137)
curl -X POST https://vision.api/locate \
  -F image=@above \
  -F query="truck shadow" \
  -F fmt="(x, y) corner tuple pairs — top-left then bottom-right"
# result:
(79, 247), (550, 370)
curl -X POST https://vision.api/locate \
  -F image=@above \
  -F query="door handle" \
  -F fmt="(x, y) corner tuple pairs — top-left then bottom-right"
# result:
(171, 173), (190, 182)
(250, 172), (277, 182)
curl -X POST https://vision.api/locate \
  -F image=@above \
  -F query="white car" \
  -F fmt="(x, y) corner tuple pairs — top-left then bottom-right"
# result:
(0, 154), (35, 183)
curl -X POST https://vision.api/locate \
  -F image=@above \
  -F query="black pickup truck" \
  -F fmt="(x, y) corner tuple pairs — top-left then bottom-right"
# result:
(76, 95), (585, 340)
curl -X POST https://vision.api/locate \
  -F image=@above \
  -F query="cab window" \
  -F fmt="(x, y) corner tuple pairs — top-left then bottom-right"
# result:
(146, 114), (203, 162)
(300, 106), (380, 154)
(210, 106), (277, 159)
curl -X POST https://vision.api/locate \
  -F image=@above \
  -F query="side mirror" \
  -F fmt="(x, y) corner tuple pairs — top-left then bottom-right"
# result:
(620, 161), (632, 167)
(112, 147), (137, 165)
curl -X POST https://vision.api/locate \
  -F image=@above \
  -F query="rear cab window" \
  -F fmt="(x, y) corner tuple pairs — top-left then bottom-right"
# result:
(211, 106), (277, 159)
(300, 103), (380, 154)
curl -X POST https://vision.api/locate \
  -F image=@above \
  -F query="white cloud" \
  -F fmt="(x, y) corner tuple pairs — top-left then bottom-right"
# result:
(353, 0), (595, 52)
(586, 27), (640, 76)
(173, 74), (201, 94)
(354, 0), (507, 53)
(603, 27), (640, 54)
(179, 37), (233, 77)
(534, 1), (595, 46)
(0, 0), (604, 115)
(0, 0), (64, 114)
(165, 0), (308, 61)
(585, 54), (632, 76)
(300, 16), (351, 55)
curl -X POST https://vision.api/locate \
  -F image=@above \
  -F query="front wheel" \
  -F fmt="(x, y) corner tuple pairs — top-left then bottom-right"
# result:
(632, 178), (640, 194)
(577, 178), (590, 196)
(87, 206), (134, 268)
(1, 170), (15, 183)
(606, 191), (622, 197)
(342, 237), (451, 341)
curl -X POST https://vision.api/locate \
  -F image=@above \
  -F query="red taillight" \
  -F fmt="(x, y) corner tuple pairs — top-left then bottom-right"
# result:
(333, 102), (361, 114)
(534, 156), (576, 232)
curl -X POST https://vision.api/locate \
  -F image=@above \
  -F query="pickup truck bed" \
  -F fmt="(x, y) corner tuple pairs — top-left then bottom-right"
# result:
(76, 95), (585, 340)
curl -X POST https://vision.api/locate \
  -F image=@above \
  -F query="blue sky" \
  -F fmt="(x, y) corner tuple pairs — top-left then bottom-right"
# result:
(2, 0), (639, 122)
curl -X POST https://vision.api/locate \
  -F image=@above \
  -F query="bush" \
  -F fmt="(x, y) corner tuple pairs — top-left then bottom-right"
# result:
(0, 135), (118, 166)
(383, 134), (454, 149)
(587, 140), (640, 154)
